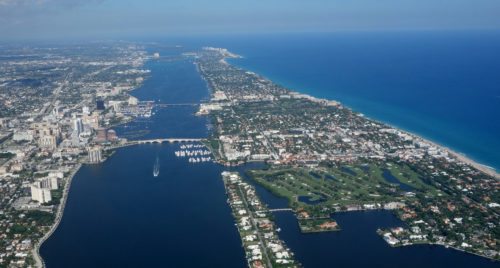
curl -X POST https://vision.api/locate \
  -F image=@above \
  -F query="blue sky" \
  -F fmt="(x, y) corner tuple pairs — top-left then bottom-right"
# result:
(1, 0), (500, 40)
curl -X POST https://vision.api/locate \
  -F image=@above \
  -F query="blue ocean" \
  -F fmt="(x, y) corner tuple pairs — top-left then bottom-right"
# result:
(182, 31), (500, 171)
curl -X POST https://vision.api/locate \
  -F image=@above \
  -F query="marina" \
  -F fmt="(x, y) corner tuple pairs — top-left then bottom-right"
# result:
(175, 143), (213, 163)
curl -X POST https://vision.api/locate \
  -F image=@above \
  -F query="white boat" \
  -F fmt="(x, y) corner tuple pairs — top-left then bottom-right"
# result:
(153, 156), (160, 177)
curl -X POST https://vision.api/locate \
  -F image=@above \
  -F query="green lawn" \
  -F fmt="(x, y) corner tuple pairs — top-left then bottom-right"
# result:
(248, 161), (442, 213)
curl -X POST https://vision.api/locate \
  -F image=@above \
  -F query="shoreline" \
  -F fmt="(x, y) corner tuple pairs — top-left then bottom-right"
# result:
(30, 46), (497, 267)
(30, 62), (149, 267)
(30, 77), (143, 268)
(340, 103), (500, 178)
(24, 47), (151, 268)
(225, 55), (499, 179)
(202, 48), (500, 261)
(385, 240), (499, 262)
(32, 163), (82, 268)
(351, 109), (500, 179)
(31, 53), (153, 266)
(412, 134), (499, 179)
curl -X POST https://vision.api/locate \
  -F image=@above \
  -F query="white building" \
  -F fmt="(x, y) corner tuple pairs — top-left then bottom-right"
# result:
(13, 131), (33, 142)
(128, 96), (139, 106)
(30, 176), (59, 203)
(74, 118), (84, 135)
(35, 177), (59, 190)
(82, 106), (90, 115)
(88, 146), (102, 163)
(30, 185), (52, 204)
(39, 135), (58, 149)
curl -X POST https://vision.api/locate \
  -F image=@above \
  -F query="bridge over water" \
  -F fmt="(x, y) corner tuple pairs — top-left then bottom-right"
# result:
(105, 138), (204, 150)
(257, 208), (293, 213)
(134, 138), (203, 144)
(154, 103), (200, 108)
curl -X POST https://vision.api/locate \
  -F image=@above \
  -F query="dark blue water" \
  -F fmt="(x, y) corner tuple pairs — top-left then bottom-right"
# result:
(130, 56), (210, 104)
(382, 168), (415, 192)
(41, 43), (499, 267)
(272, 210), (498, 268)
(341, 166), (357, 176)
(248, 179), (499, 268)
(115, 55), (209, 140)
(325, 174), (336, 181)
(40, 47), (246, 268)
(40, 144), (246, 268)
(198, 31), (500, 172)
(309, 171), (322, 179)
(298, 195), (326, 205)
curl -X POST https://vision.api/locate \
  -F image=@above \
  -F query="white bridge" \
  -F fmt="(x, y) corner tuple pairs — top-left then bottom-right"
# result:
(105, 138), (204, 150)
(258, 208), (293, 213)
(154, 103), (199, 108)
(135, 138), (203, 144)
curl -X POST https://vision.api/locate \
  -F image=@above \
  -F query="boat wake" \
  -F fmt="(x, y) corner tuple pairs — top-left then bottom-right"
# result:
(153, 156), (160, 177)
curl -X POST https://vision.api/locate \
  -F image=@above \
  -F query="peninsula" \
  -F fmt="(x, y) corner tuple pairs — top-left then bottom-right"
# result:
(195, 47), (500, 261)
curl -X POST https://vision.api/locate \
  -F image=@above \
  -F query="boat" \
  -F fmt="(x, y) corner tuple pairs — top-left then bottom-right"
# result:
(153, 156), (160, 177)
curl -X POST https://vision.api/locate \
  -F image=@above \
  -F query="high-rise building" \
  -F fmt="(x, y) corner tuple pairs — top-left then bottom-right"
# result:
(52, 106), (59, 116)
(108, 101), (122, 112)
(32, 122), (61, 137)
(0, 118), (7, 128)
(74, 118), (84, 135)
(13, 130), (34, 142)
(82, 106), (90, 115)
(96, 99), (105, 110)
(128, 96), (138, 106)
(88, 146), (103, 163)
(107, 129), (117, 141)
(39, 135), (57, 150)
(30, 185), (52, 204)
(36, 177), (58, 190)
(96, 128), (107, 142)
(30, 176), (59, 203)
(83, 112), (99, 130)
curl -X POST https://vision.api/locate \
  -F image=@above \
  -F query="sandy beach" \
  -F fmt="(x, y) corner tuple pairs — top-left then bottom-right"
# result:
(422, 138), (500, 179)
(222, 51), (500, 180)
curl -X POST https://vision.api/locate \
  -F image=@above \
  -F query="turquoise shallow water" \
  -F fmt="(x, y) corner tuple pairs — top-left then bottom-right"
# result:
(194, 31), (500, 171)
